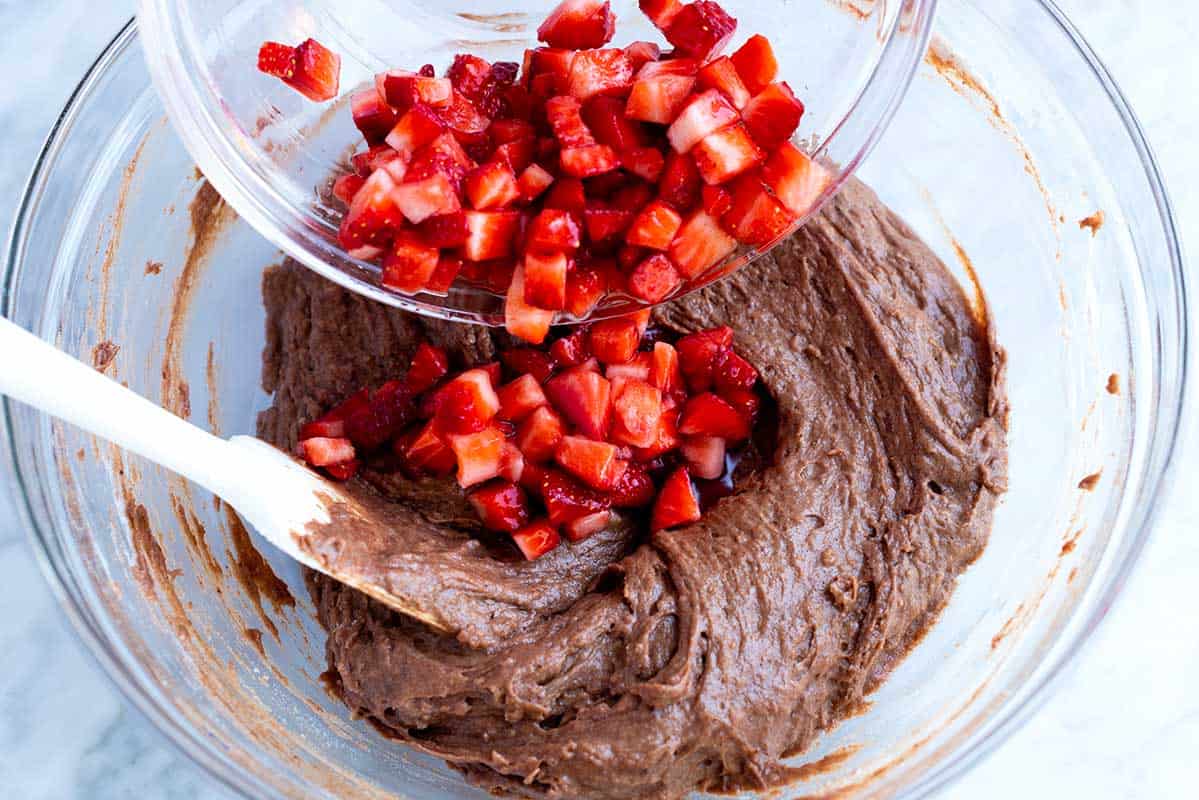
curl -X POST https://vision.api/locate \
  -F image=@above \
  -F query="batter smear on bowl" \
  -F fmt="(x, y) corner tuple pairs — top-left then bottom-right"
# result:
(258, 179), (1008, 798)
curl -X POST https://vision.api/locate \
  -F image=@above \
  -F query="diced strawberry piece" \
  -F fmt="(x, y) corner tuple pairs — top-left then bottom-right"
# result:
(323, 459), (360, 481)
(584, 208), (634, 243)
(698, 56), (751, 110)
(499, 349), (556, 383)
(494, 137), (538, 174)
(498, 374), (549, 421)
(462, 210), (521, 261)
(681, 435), (726, 479)
(541, 468), (611, 524)
(338, 169), (403, 250)
(550, 330), (591, 366)
(257, 42), (295, 78)
(741, 82), (805, 148)
(611, 181), (655, 214)
(350, 90), (399, 145)
(564, 509), (612, 542)
(606, 351), (653, 381)
(639, 0), (685, 28)
(300, 417), (346, 440)
(669, 209), (737, 278)
(468, 480), (530, 532)
(701, 184), (733, 217)
(713, 349), (759, 395)
(323, 389), (372, 425)
(527, 48), (578, 95)
(626, 200), (684, 250)
(416, 211), (469, 248)
(731, 34), (779, 95)
(651, 467), (701, 530)
(300, 436), (356, 467)
(664, 1), (737, 61)
(624, 40), (662, 70)
(480, 362), (504, 386)
(332, 174), (365, 207)
(517, 163), (556, 201)
(676, 326), (733, 391)
(568, 49), (635, 101)
(668, 89), (739, 154)
(352, 144), (394, 177)
(527, 209), (582, 252)
(506, 263), (556, 344)
(610, 378), (664, 448)
(633, 408), (681, 461)
(384, 104), (446, 156)
(622, 147), (665, 183)
(436, 369), (501, 435)
(447, 54), (494, 101)
(405, 343), (449, 395)
(382, 232), (439, 293)
(546, 367), (612, 439)
(565, 265), (606, 318)
(722, 387), (760, 424)
(517, 405), (566, 462)
(761, 142), (831, 217)
(651, 341), (685, 396)
(721, 173), (795, 247)
(392, 173), (461, 224)
(609, 462), (655, 509)
(628, 253), (682, 303)
(438, 90), (492, 138)
(425, 254), (463, 294)
(489, 119), (534, 146)
(512, 520), (561, 560)
(465, 161), (520, 210)
(545, 95), (595, 148)
(344, 380), (415, 450)
(407, 144), (471, 195)
(449, 424), (507, 487)
(560, 144), (620, 178)
(692, 123), (764, 185)
(538, 0), (617, 50)
(626, 308), (652, 338)
(678, 392), (750, 440)
(499, 441), (526, 483)
(543, 178), (588, 219)
(658, 150), (703, 211)
(625, 65), (696, 124)
(582, 97), (646, 152)
(523, 250), (570, 310)
(383, 73), (453, 109)
(281, 38), (341, 101)
(402, 419), (457, 475)
(589, 318), (641, 365)
(555, 435), (628, 490)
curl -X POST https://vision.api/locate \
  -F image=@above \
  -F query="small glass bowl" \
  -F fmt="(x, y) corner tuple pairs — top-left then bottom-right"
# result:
(135, 0), (937, 324)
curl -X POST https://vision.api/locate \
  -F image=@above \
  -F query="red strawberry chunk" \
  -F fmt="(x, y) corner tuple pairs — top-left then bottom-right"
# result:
(651, 341), (685, 396)
(692, 123), (764, 185)
(545, 95), (595, 148)
(628, 253), (681, 303)
(300, 436), (356, 467)
(626, 200), (683, 250)
(611, 181), (655, 213)
(517, 405), (566, 462)
(447, 54), (493, 102)
(651, 467), (702, 531)
(658, 150), (703, 212)
(382, 232), (440, 293)
(565, 265), (607, 317)
(633, 408), (681, 461)
(668, 209), (737, 278)
(741, 82), (805, 148)
(667, 89), (739, 154)
(625, 64), (696, 124)
(582, 96), (646, 152)
(584, 208), (635, 243)
(701, 184), (733, 217)
(385, 104), (446, 155)
(664, 1), (738, 61)
(550, 330), (591, 366)
(622, 146), (666, 182)
(538, 0), (617, 50)
(698, 56), (751, 110)
(589, 318), (640, 364)
(681, 435), (726, 479)
(398, 419), (453, 475)
(512, 520), (562, 560)
(351, 90), (399, 145)
(450, 424), (507, 487)
(465, 161), (520, 210)
(468, 480), (530, 532)
(527, 48), (578, 95)
(518, 163), (556, 201)
(300, 417), (346, 440)
(406, 343), (450, 394)
(568, 49), (635, 101)
(541, 468), (611, 524)
(426, 255), (463, 294)
(527, 209), (582, 252)
(384, 73), (453, 109)
(344, 380), (415, 450)
(417, 211), (470, 248)
(731, 34), (779, 95)
(499, 441), (526, 483)
(678, 392), (750, 440)
(722, 173), (795, 247)
(761, 142), (831, 216)
(561, 144), (621, 178)
(498, 374), (549, 421)
(494, 137), (538, 174)
(610, 378), (664, 448)
(609, 462), (656, 508)
(332, 174), (365, 207)
(323, 459), (360, 481)
(555, 435), (628, 490)
(676, 326), (733, 391)
(392, 173), (461, 224)
(491, 118), (537, 144)
(282, 38), (341, 101)
(462, 210), (521, 261)
(605, 351), (653, 382)
(546, 367), (612, 439)
(523, 250), (570, 310)
(543, 177), (588, 219)
(624, 40), (662, 70)
(564, 509), (612, 542)
(713, 348), (759, 394)
(501, 348), (557, 383)
(435, 369), (500, 435)
(438, 90), (491, 137)
(338, 168), (403, 250)
(505, 263), (556, 344)
(257, 42), (295, 78)
(639, 0), (685, 28)
(722, 387), (760, 424)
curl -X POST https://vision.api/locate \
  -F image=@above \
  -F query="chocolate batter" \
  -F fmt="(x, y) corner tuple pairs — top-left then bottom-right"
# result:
(258, 179), (1008, 799)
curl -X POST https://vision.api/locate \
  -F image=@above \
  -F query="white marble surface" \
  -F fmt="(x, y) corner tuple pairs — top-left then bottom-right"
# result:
(0, 1), (1194, 797)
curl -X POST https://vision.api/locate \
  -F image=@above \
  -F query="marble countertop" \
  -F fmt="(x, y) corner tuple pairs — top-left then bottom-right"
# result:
(1, 1), (1194, 797)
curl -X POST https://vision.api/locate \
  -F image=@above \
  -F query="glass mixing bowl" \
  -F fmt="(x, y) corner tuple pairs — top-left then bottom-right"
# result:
(135, 0), (937, 323)
(2, 1), (1188, 798)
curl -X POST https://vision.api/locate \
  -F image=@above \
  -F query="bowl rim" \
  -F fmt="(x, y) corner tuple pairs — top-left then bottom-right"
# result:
(2, 6), (1190, 800)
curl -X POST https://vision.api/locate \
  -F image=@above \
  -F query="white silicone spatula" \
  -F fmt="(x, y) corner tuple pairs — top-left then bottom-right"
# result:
(0, 316), (447, 630)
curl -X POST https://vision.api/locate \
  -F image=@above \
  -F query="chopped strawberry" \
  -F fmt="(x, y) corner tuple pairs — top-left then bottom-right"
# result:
(582, 96), (646, 152)
(761, 142), (831, 216)
(561, 143), (621, 178)
(542, 177), (587, 220)
(678, 392), (750, 440)
(550, 330), (591, 367)
(300, 436), (356, 467)
(468, 480), (530, 532)
(498, 374), (549, 421)
(494, 137), (538, 174)
(625, 61), (697, 124)
(564, 509), (612, 542)
(546, 367), (612, 439)
(608, 461), (656, 507)
(610, 378), (664, 448)
(680, 435), (726, 479)
(406, 343), (450, 394)
(664, 1), (737, 61)
(624, 40), (662, 70)
(400, 419), (456, 475)
(462, 210), (521, 261)
(668, 209), (737, 278)
(741, 82), (805, 148)
(267, 38), (340, 101)
(505, 263), (556, 344)
(447, 54), (494, 103)
(538, 0), (617, 50)
(651, 467), (702, 531)
(721, 173), (795, 247)
(667, 89), (739, 154)
(491, 118), (537, 145)
(382, 232), (440, 293)
(713, 348), (759, 394)
(584, 208), (635, 243)
(383, 107), (441, 158)
(517, 405), (567, 462)
(565, 265), (607, 317)
(527, 48), (578, 95)
(692, 123), (764, 185)
(300, 417), (346, 440)
(568, 49), (635, 101)
(351, 90), (399, 145)
(466, 161), (520, 210)
(731, 34), (779, 95)
(605, 351), (653, 381)
(628, 253), (682, 303)
(499, 441), (526, 483)
(626, 308), (652, 338)
(626, 200), (683, 250)
(639, 0), (685, 28)
(527, 208), (582, 252)
(344, 380), (415, 450)
(676, 326), (733, 391)
(501, 348), (558, 383)
(589, 318), (641, 364)
(383, 73), (453, 109)
(658, 149), (703, 211)
(610, 181), (655, 213)
(438, 90), (491, 138)
(512, 520), (562, 560)
(523, 251), (570, 310)
(620, 147), (664, 182)
(541, 468), (611, 524)
(721, 387), (760, 423)
(697, 56), (751, 110)
(449, 425), (507, 487)
(651, 341), (685, 396)
(556, 435), (628, 490)
(701, 184), (733, 217)
(332, 173), (365, 207)
(417, 211), (470, 247)
(392, 173), (461, 224)
(435, 369), (501, 435)
(518, 163), (556, 200)
(545, 95), (595, 148)
(257, 42), (295, 78)
(323, 460), (360, 481)
(632, 408), (681, 461)
(338, 168), (403, 250)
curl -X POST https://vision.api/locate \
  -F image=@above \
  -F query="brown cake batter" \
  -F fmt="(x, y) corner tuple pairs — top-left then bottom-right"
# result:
(257, 179), (1008, 799)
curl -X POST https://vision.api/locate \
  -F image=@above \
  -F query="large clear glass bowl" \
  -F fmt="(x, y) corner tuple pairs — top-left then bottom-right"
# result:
(134, 0), (937, 323)
(2, 1), (1188, 798)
